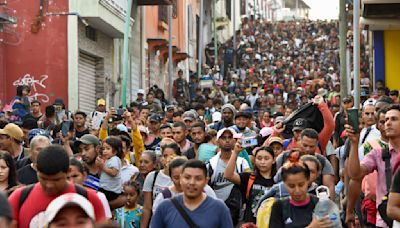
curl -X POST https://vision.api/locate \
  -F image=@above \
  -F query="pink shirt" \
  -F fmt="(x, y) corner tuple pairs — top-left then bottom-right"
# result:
(361, 144), (399, 227)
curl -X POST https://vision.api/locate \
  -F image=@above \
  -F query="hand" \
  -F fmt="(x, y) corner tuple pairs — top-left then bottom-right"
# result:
(307, 217), (334, 228)
(313, 95), (324, 105)
(96, 156), (105, 169)
(107, 107), (116, 119)
(273, 122), (285, 134)
(344, 124), (359, 145)
(345, 210), (356, 228)
(233, 141), (243, 154)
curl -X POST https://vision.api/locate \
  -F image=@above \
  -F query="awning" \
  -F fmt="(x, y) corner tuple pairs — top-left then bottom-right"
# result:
(173, 52), (189, 64)
(137, 0), (172, 5)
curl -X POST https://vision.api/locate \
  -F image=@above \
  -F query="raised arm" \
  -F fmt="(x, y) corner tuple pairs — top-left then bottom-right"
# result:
(224, 141), (242, 185)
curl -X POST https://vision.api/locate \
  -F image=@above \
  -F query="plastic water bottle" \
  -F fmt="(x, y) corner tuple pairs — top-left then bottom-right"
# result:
(313, 186), (342, 228)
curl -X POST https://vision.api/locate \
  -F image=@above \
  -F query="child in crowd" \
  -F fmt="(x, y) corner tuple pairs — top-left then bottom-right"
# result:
(115, 180), (143, 228)
(99, 136), (123, 201)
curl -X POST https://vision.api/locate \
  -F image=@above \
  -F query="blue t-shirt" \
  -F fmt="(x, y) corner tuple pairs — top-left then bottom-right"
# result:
(151, 195), (233, 228)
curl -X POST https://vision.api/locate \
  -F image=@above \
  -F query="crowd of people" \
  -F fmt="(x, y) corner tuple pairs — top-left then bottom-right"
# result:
(1, 17), (400, 228)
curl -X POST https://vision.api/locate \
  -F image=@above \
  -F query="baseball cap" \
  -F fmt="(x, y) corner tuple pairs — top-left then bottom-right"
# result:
(74, 134), (100, 148)
(137, 89), (145, 95)
(28, 128), (50, 143)
(0, 123), (24, 142)
(44, 193), (95, 225)
(149, 114), (162, 123)
(216, 128), (237, 140)
(267, 137), (283, 146)
(235, 111), (251, 119)
(116, 124), (128, 133)
(274, 116), (286, 125)
(292, 118), (308, 131)
(165, 105), (175, 112)
(97, 98), (106, 106)
(363, 98), (376, 108)
(212, 112), (222, 122)
(182, 111), (197, 122)
(0, 192), (12, 220)
(260, 127), (273, 138)
(53, 98), (64, 106)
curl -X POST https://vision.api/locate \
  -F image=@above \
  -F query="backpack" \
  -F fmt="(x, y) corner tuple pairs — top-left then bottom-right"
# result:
(151, 171), (159, 201)
(18, 184), (88, 215)
(207, 154), (245, 225)
(256, 195), (319, 227)
(377, 147), (393, 227)
(246, 174), (256, 201)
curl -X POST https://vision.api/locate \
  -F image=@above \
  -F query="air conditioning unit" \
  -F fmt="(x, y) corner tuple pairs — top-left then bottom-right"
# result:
(361, 0), (400, 18)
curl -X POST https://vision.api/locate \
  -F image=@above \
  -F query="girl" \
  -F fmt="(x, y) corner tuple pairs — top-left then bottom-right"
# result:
(99, 136), (123, 201)
(224, 145), (276, 223)
(141, 142), (181, 228)
(115, 180), (143, 228)
(268, 152), (333, 228)
(0, 151), (18, 194)
(68, 158), (112, 219)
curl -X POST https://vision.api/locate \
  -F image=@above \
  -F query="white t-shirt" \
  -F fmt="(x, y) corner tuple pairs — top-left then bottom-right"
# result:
(208, 154), (250, 201)
(120, 161), (139, 185)
(142, 170), (172, 201)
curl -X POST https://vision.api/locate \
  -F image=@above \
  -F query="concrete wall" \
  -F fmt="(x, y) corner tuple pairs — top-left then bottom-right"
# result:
(3, 0), (69, 107)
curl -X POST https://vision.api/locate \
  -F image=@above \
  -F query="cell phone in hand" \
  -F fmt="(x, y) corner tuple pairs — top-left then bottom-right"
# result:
(61, 120), (71, 137)
(241, 137), (258, 148)
(347, 108), (359, 133)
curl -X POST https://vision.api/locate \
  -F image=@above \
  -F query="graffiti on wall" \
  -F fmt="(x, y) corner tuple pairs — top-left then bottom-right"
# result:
(13, 74), (50, 103)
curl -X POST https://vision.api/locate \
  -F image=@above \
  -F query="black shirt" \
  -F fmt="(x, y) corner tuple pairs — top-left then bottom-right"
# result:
(269, 196), (319, 228)
(75, 128), (90, 139)
(17, 165), (38, 185)
(239, 172), (274, 223)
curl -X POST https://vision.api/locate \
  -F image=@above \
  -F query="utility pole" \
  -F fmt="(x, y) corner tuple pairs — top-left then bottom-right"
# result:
(339, 0), (348, 99)
(353, 0), (360, 108)
(213, 0), (218, 68)
(198, 0), (204, 78)
(121, 0), (133, 107)
(233, 0), (237, 70)
(168, 5), (173, 99)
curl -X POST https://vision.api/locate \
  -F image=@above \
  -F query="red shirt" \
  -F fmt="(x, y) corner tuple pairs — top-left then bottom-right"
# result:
(9, 183), (106, 228)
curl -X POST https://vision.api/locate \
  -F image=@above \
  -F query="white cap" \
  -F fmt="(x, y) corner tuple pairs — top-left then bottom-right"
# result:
(137, 89), (145, 95)
(44, 193), (95, 225)
(116, 124), (128, 133)
(216, 128), (237, 140)
(363, 98), (376, 108)
(260, 127), (273, 138)
(212, 112), (222, 122)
